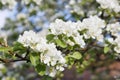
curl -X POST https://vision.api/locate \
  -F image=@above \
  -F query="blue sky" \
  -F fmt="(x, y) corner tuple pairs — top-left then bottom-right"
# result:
(0, 10), (10, 29)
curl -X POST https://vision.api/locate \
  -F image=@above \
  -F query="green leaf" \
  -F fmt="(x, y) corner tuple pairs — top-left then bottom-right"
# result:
(35, 64), (46, 76)
(42, 75), (52, 80)
(46, 34), (55, 42)
(67, 46), (73, 50)
(13, 42), (26, 54)
(0, 47), (13, 52)
(30, 52), (40, 66)
(69, 36), (75, 42)
(55, 39), (67, 48)
(79, 29), (88, 35)
(70, 52), (82, 60)
(104, 46), (110, 54)
(82, 60), (90, 66)
(30, 52), (46, 76)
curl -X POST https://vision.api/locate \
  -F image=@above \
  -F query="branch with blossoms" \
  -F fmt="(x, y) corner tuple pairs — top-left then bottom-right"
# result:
(1, 15), (120, 77)
(0, 0), (120, 79)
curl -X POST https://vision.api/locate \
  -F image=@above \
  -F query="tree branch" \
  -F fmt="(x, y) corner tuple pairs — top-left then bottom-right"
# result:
(0, 58), (30, 63)
(24, 47), (30, 58)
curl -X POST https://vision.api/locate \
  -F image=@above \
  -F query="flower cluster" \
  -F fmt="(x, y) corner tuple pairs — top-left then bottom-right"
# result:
(18, 30), (66, 77)
(96, 0), (120, 13)
(36, 39), (66, 77)
(81, 16), (105, 42)
(114, 36), (120, 53)
(106, 22), (120, 37)
(49, 15), (105, 48)
(16, 13), (27, 21)
(18, 30), (40, 49)
(106, 22), (120, 53)
(17, 15), (120, 77)
(49, 19), (85, 48)
(65, 0), (84, 15)
(1, 0), (17, 9)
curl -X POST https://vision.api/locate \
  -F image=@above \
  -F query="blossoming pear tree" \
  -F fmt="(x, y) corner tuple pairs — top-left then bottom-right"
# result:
(0, 0), (120, 79)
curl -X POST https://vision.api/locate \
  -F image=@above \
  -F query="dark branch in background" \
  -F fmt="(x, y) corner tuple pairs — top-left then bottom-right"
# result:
(0, 58), (7, 63)
(10, 59), (30, 62)
(0, 58), (30, 63)
(0, 51), (30, 63)
(8, 51), (30, 63)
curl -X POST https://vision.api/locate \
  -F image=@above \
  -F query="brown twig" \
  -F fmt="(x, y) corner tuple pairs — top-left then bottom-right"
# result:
(0, 57), (30, 63)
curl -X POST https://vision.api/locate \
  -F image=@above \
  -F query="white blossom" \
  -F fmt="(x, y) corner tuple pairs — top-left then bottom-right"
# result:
(96, 0), (120, 13)
(16, 13), (27, 20)
(49, 19), (78, 36)
(35, 38), (48, 52)
(17, 30), (40, 49)
(36, 38), (66, 77)
(114, 36), (120, 53)
(49, 19), (86, 48)
(81, 15), (105, 42)
(106, 22), (120, 37)
(45, 67), (57, 77)
(65, 0), (84, 15)
(73, 35), (85, 48)
(36, 39), (66, 67)
(106, 22), (120, 53)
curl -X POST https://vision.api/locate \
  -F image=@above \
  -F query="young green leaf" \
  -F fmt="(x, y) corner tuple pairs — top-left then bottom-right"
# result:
(55, 39), (67, 48)
(30, 52), (46, 76)
(70, 52), (82, 60)
(35, 64), (46, 76)
(30, 52), (40, 66)
(46, 34), (55, 42)
(104, 46), (110, 54)
(13, 42), (26, 54)
(0, 47), (13, 52)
